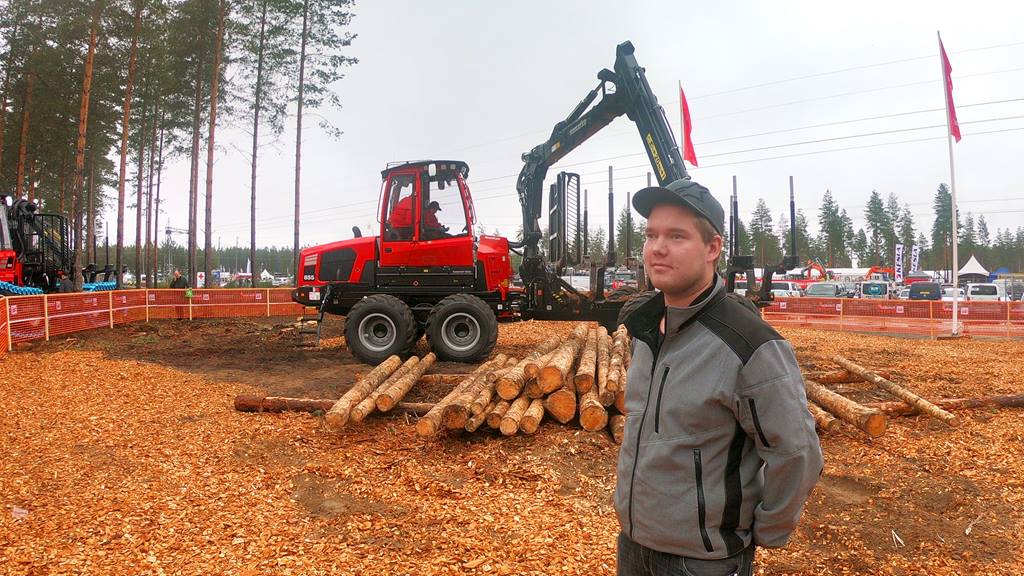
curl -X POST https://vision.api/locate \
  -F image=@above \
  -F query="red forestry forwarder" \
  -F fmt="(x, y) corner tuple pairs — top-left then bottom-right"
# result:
(0, 195), (72, 294)
(292, 41), (797, 364)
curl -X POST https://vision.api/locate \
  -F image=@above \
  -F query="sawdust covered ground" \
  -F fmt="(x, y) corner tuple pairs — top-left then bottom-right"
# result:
(1, 317), (1023, 575)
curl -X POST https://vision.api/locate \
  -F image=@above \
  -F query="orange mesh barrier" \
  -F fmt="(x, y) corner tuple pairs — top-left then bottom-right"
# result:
(47, 293), (112, 337)
(765, 297), (1024, 338)
(0, 296), (9, 353)
(1, 288), (311, 348)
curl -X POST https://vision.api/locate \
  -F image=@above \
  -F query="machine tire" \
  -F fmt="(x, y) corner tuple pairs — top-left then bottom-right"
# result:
(344, 294), (418, 364)
(425, 294), (497, 362)
(606, 285), (640, 301)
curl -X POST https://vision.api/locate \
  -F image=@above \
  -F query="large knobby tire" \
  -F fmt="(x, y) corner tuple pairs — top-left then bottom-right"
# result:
(344, 294), (418, 364)
(616, 290), (658, 328)
(425, 294), (498, 362)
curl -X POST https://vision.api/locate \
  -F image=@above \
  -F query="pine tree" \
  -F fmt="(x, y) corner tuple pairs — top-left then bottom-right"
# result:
(863, 190), (889, 265)
(749, 198), (780, 268)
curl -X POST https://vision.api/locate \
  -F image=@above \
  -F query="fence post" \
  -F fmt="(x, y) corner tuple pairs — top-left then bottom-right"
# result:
(839, 299), (845, 331)
(146, 289), (150, 323)
(43, 294), (50, 341)
(189, 292), (193, 321)
(1007, 301), (1011, 339)
(109, 292), (114, 328)
(266, 288), (271, 317)
(5, 299), (11, 352)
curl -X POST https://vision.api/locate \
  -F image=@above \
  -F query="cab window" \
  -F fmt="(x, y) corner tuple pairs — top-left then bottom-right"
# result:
(383, 173), (417, 241)
(419, 169), (469, 241)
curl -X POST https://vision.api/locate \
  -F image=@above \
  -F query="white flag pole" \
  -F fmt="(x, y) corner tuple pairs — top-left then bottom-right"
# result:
(939, 31), (960, 336)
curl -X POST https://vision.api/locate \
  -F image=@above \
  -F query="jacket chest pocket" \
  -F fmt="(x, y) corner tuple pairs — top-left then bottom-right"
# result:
(646, 366), (732, 442)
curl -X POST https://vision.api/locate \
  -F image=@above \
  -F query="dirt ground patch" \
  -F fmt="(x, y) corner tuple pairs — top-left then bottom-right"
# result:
(1, 317), (1023, 574)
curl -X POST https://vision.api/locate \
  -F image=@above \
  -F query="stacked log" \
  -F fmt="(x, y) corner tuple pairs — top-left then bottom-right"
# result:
(416, 358), (507, 437)
(519, 399), (546, 435)
(572, 328), (598, 394)
(500, 395), (532, 436)
(350, 355), (421, 423)
(807, 402), (837, 432)
(596, 328), (614, 406)
(375, 353), (438, 413)
(325, 355), (403, 430)
(609, 414), (626, 444)
(537, 324), (590, 396)
(235, 395), (432, 415)
(442, 355), (515, 430)
(496, 336), (563, 400)
(579, 383), (609, 432)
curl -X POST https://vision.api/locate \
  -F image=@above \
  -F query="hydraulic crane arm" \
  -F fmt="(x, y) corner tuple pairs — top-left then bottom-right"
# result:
(514, 41), (688, 256)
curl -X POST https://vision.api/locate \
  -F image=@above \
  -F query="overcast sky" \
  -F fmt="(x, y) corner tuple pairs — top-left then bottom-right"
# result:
(122, 0), (1024, 259)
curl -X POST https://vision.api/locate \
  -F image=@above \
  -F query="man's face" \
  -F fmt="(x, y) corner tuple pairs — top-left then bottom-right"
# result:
(643, 204), (722, 299)
(173, 271), (181, 279)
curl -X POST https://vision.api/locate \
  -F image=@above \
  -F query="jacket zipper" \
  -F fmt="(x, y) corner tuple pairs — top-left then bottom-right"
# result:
(627, 332), (663, 540)
(693, 449), (714, 553)
(653, 366), (670, 434)
(747, 398), (772, 448)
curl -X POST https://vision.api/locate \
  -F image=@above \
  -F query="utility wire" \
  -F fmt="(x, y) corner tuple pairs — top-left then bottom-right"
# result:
(691, 40), (1024, 100)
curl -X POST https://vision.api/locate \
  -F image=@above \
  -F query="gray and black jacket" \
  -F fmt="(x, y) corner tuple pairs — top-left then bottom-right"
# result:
(614, 275), (823, 559)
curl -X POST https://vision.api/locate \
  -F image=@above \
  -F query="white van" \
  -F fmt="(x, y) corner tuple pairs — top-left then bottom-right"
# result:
(966, 283), (1005, 301)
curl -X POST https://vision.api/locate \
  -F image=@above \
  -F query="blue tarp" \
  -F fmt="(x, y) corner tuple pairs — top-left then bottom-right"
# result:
(0, 281), (44, 295)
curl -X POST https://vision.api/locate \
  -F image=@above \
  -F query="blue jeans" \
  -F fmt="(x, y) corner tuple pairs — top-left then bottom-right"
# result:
(617, 533), (755, 576)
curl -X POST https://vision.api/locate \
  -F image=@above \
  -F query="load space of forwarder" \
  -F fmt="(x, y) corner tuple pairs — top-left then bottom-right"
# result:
(292, 161), (513, 365)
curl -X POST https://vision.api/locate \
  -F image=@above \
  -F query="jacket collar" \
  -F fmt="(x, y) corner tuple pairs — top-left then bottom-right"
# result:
(624, 275), (724, 352)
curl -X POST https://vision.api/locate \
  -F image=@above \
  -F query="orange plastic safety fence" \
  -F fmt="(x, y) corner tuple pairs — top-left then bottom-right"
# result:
(0, 288), (309, 349)
(0, 295), (9, 354)
(765, 297), (1024, 338)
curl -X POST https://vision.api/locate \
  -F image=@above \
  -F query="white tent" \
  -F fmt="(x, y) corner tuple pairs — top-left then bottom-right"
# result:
(260, 268), (274, 281)
(957, 254), (988, 277)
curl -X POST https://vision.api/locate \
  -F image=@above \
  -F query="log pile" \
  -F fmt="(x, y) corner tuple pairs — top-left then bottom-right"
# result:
(235, 322), (635, 443)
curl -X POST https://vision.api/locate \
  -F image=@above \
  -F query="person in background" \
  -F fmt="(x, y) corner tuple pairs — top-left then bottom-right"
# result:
(170, 269), (190, 289)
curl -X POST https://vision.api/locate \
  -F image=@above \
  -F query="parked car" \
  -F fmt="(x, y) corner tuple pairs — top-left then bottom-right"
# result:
(770, 281), (802, 298)
(858, 281), (889, 299)
(941, 286), (965, 302)
(804, 281), (848, 298)
(908, 282), (942, 301)
(964, 282), (1004, 301)
(897, 287), (910, 299)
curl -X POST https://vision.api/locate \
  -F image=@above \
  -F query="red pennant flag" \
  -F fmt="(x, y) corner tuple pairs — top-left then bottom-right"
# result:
(939, 37), (962, 142)
(679, 82), (698, 167)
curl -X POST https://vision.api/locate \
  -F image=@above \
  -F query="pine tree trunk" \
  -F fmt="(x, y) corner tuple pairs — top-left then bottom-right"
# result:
(204, 0), (227, 288)
(293, 0), (309, 280)
(86, 153), (96, 264)
(135, 96), (147, 287)
(70, 4), (100, 289)
(58, 149), (67, 216)
(153, 125), (165, 283)
(145, 103), (159, 288)
(188, 63), (203, 284)
(116, 1), (143, 289)
(26, 154), (36, 202)
(14, 70), (34, 199)
(249, 0), (267, 288)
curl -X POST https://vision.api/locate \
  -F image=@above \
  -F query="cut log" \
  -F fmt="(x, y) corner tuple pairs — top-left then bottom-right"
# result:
(610, 414), (626, 444)
(354, 372), (472, 385)
(538, 324), (589, 395)
(351, 356), (420, 423)
(596, 328), (614, 406)
(579, 385), (608, 432)
(524, 348), (557, 379)
(496, 336), (562, 400)
(606, 326), (630, 393)
(486, 399), (512, 429)
(500, 394), (531, 436)
(543, 376), (577, 425)
(573, 328), (598, 394)
(470, 357), (517, 415)
(833, 355), (958, 427)
(465, 399), (497, 433)
(865, 393), (1024, 416)
(376, 353), (437, 412)
(802, 369), (893, 385)
(234, 395), (431, 415)
(417, 358), (503, 437)
(807, 402), (837, 432)
(443, 355), (514, 430)
(519, 399), (545, 434)
(325, 355), (402, 430)
(614, 389), (625, 415)
(803, 379), (887, 438)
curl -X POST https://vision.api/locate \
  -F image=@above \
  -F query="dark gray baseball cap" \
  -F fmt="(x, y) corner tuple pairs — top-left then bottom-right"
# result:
(632, 178), (724, 236)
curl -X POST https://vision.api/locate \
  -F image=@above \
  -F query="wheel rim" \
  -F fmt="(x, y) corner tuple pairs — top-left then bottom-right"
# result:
(440, 312), (481, 353)
(358, 313), (397, 353)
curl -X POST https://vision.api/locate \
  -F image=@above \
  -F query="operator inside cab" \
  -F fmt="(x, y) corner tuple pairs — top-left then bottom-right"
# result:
(386, 175), (416, 240)
(421, 200), (450, 240)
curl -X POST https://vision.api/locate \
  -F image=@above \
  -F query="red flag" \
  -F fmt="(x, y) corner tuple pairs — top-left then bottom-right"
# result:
(679, 82), (698, 166)
(939, 37), (962, 142)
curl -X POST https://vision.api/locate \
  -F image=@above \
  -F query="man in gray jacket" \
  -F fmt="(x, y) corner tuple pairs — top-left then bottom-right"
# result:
(614, 178), (823, 576)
